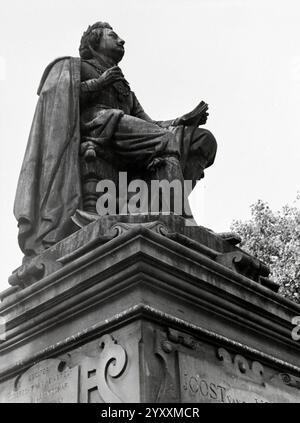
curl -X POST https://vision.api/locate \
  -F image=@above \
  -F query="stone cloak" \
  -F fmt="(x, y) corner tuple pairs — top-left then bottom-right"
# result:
(14, 57), (83, 257)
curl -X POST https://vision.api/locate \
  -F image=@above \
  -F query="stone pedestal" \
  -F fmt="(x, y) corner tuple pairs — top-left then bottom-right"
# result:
(0, 215), (300, 403)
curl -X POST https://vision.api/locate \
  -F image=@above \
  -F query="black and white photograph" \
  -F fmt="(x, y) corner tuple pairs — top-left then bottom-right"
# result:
(0, 0), (299, 410)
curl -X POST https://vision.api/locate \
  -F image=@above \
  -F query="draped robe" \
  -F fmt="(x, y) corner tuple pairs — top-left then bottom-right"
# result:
(14, 57), (217, 257)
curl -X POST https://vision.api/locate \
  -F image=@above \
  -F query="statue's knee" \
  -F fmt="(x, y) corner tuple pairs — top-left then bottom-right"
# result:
(195, 126), (217, 149)
(190, 127), (217, 169)
(198, 128), (217, 153)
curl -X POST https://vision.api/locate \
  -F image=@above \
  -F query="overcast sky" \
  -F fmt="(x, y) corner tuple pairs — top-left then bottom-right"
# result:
(0, 0), (299, 292)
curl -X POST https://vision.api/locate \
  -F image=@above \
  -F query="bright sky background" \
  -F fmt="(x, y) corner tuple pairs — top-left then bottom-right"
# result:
(0, 0), (299, 292)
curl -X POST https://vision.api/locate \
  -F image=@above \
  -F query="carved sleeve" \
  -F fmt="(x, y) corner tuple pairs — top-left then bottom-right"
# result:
(81, 78), (103, 92)
(80, 61), (102, 101)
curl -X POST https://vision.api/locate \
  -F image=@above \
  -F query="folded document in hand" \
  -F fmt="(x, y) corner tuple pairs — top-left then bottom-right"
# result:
(180, 101), (209, 125)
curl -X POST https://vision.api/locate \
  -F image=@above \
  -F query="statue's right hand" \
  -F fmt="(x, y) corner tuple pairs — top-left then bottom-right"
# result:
(97, 66), (124, 87)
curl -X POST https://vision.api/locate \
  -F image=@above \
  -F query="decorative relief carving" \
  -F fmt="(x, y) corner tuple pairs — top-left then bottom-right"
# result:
(110, 221), (169, 237)
(217, 232), (242, 246)
(167, 328), (196, 350)
(217, 347), (265, 386)
(8, 261), (45, 288)
(80, 334), (128, 403)
(8, 257), (63, 288)
(160, 340), (173, 354)
(96, 334), (127, 403)
(216, 250), (268, 280)
(153, 329), (180, 402)
(58, 220), (169, 265)
(278, 373), (300, 390)
(165, 329), (300, 395)
(0, 334), (129, 403)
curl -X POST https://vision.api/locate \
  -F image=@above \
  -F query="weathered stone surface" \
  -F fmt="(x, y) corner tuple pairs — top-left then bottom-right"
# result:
(1, 319), (299, 403)
(143, 325), (300, 403)
(0, 325), (140, 403)
(7, 18), (298, 404)
(7, 214), (273, 290)
(178, 350), (299, 403)
(13, 21), (217, 259)
(0, 215), (300, 402)
(0, 359), (79, 403)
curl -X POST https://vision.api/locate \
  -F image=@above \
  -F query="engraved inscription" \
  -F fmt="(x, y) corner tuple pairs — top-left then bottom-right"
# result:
(182, 372), (268, 403)
(1, 360), (79, 403)
(179, 352), (300, 403)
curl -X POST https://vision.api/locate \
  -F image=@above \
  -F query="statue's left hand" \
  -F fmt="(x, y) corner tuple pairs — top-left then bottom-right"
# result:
(173, 112), (209, 127)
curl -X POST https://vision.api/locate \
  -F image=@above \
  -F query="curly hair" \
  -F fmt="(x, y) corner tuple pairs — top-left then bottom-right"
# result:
(79, 22), (112, 59)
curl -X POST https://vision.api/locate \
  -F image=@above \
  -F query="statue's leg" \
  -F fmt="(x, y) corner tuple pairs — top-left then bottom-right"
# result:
(112, 115), (174, 170)
(81, 113), (176, 213)
(146, 154), (186, 215)
(112, 114), (188, 214)
(90, 114), (186, 214)
(160, 125), (217, 217)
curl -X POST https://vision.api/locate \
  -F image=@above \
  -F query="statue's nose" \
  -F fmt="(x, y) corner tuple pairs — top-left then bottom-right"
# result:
(119, 39), (125, 46)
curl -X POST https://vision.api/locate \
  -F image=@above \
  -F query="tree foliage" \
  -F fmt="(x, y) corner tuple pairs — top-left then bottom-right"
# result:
(231, 196), (300, 304)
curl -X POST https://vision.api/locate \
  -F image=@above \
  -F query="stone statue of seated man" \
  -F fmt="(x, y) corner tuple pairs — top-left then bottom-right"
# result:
(14, 21), (217, 258)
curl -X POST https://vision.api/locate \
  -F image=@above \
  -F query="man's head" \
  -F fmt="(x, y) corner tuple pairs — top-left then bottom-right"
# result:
(79, 22), (125, 63)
